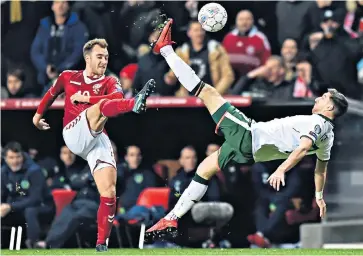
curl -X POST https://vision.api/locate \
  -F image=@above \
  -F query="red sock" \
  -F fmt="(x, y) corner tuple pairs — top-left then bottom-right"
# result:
(96, 196), (116, 245)
(100, 98), (135, 117)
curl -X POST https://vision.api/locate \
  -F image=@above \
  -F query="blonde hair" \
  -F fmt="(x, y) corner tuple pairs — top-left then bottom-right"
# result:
(83, 38), (108, 57)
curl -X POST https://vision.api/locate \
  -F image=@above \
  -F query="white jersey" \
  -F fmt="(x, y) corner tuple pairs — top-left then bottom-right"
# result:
(251, 114), (334, 162)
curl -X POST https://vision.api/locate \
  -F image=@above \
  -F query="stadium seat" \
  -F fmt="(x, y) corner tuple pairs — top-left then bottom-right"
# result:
(121, 187), (170, 249)
(51, 189), (77, 216)
(51, 189), (82, 247)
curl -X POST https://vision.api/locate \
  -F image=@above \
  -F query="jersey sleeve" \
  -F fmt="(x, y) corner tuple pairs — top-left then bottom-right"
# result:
(106, 77), (124, 95)
(300, 115), (325, 145)
(36, 72), (66, 115)
(316, 133), (334, 161)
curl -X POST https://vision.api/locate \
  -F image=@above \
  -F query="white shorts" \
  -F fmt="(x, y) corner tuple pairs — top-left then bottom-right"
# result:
(62, 109), (116, 173)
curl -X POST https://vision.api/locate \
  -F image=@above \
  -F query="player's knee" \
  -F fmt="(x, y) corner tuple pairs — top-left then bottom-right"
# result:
(196, 166), (217, 180)
(99, 184), (116, 198)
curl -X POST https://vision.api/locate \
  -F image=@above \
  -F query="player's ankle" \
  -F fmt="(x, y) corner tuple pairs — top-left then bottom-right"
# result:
(160, 45), (174, 58)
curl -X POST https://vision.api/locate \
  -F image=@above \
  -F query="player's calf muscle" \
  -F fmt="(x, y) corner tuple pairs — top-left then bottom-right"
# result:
(198, 83), (227, 115)
(196, 151), (219, 180)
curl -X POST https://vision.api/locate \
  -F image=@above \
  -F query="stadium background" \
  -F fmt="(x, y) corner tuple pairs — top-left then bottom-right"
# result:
(1, 0), (363, 250)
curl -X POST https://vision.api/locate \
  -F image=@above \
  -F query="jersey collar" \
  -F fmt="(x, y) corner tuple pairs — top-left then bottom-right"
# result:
(317, 114), (335, 127)
(83, 70), (105, 84)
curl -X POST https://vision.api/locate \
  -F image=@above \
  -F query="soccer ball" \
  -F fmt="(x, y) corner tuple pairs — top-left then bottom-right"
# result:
(198, 3), (228, 32)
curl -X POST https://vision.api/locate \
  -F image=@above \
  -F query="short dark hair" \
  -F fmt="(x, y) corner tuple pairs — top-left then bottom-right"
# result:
(188, 18), (200, 29)
(328, 88), (348, 118)
(7, 69), (25, 82)
(4, 141), (23, 156)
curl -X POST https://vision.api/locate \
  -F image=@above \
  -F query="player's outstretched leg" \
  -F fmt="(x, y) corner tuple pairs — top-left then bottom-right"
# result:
(152, 19), (227, 116)
(145, 150), (219, 241)
(86, 79), (156, 134)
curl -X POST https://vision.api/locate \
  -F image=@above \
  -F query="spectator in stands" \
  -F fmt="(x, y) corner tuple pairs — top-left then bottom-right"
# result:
(3, 69), (36, 98)
(308, 9), (363, 99)
(280, 39), (298, 81)
(232, 55), (322, 100)
(132, 29), (176, 96)
(2, 1), (51, 95)
(118, 145), (160, 213)
(1, 142), (54, 248)
(30, 0), (88, 88)
(119, 64), (138, 98)
(168, 146), (221, 245)
(276, 1), (315, 47)
(308, 0), (347, 33)
(206, 144), (220, 158)
(248, 161), (306, 248)
(345, 1), (363, 84)
(222, 10), (271, 77)
(164, 20), (234, 96)
(35, 165), (100, 249)
(344, 1), (363, 38)
(48, 146), (85, 190)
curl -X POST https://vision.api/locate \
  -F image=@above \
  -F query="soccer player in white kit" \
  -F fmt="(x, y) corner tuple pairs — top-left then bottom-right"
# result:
(145, 19), (349, 238)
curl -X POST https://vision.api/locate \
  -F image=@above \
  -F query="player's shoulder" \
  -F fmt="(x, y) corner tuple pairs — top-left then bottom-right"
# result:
(59, 70), (82, 80)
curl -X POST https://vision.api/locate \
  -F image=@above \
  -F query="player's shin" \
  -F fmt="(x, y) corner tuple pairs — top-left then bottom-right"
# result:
(160, 45), (205, 96)
(96, 196), (116, 245)
(99, 98), (135, 117)
(165, 174), (209, 220)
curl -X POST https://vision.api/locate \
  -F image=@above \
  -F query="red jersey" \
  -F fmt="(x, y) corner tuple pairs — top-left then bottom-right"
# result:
(222, 27), (271, 76)
(37, 70), (124, 127)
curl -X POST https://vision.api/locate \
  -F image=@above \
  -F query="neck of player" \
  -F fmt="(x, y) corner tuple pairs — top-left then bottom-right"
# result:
(85, 67), (103, 79)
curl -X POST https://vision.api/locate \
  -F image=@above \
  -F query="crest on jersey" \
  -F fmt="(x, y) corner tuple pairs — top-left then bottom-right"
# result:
(314, 125), (321, 135)
(246, 46), (255, 55)
(92, 84), (102, 94)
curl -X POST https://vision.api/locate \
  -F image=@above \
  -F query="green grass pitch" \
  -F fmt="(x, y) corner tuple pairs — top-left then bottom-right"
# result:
(2, 249), (363, 255)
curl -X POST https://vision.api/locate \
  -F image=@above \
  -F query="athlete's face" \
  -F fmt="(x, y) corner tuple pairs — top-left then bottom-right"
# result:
(5, 150), (24, 172)
(87, 45), (108, 76)
(312, 92), (334, 113)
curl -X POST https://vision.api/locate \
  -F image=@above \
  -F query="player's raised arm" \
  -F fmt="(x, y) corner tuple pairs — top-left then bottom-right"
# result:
(315, 159), (328, 219)
(33, 73), (65, 130)
(267, 137), (313, 191)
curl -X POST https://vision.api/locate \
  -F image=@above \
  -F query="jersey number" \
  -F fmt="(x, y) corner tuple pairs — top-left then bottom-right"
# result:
(76, 90), (90, 96)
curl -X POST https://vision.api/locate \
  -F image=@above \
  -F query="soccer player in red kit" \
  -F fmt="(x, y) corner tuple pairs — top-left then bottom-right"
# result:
(32, 38), (155, 252)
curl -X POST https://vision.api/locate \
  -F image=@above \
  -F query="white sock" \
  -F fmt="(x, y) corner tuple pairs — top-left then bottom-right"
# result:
(160, 45), (201, 92)
(165, 180), (208, 220)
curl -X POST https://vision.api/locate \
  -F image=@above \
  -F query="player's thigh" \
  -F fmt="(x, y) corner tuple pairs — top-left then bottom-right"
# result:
(86, 101), (108, 133)
(196, 150), (219, 180)
(62, 110), (96, 156)
(198, 83), (227, 115)
(87, 134), (117, 197)
(212, 103), (254, 167)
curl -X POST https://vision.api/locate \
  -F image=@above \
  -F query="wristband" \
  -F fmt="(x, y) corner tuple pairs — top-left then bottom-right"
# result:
(315, 191), (323, 200)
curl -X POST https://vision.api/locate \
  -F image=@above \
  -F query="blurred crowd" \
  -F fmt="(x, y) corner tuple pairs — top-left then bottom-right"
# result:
(1, 140), (318, 249)
(1, 0), (363, 100)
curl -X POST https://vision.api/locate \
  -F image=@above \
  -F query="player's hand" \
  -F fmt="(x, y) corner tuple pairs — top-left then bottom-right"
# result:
(267, 169), (285, 191)
(70, 93), (89, 104)
(1, 203), (11, 218)
(33, 114), (50, 130)
(316, 198), (327, 219)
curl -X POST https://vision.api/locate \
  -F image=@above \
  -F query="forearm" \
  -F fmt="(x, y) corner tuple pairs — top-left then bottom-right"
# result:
(88, 92), (124, 104)
(36, 90), (57, 115)
(314, 170), (326, 194)
(278, 147), (308, 173)
(11, 197), (40, 211)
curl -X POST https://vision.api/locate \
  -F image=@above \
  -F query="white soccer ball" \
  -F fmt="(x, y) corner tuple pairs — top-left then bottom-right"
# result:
(198, 3), (228, 32)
